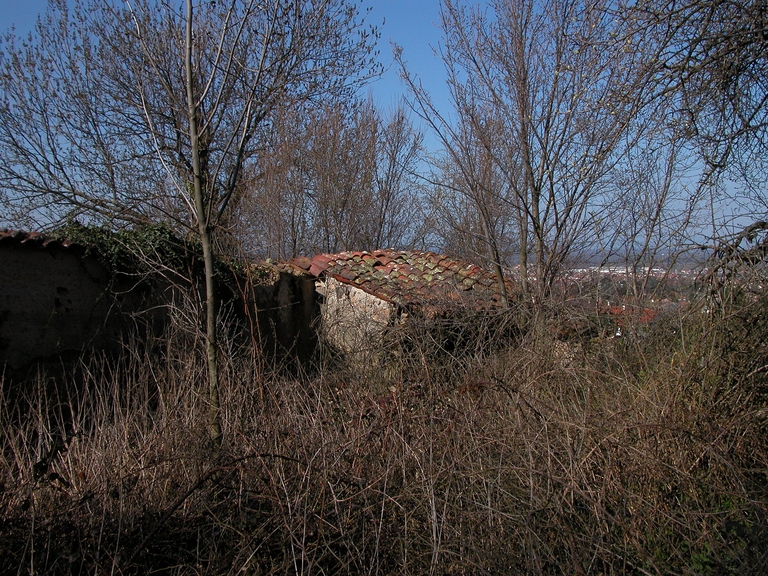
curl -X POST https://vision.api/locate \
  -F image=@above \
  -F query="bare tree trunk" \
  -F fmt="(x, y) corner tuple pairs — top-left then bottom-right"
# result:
(516, 196), (529, 297)
(186, 0), (221, 446)
(476, 194), (509, 308)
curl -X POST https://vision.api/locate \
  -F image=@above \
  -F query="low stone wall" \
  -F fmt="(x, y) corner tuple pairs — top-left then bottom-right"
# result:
(0, 234), (320, 379)
(0, 238), (160, 375)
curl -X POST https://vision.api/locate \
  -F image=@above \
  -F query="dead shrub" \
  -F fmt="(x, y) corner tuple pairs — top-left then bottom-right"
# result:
(1, 292), (767, 574)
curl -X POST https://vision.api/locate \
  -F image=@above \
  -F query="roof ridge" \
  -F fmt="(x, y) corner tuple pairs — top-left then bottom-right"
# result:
(286, 249), (515, 312)
(0, 229), (82, 249)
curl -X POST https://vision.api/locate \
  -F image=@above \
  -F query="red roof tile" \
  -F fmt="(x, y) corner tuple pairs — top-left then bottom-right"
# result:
(601, 304), (659, 326)
(0, 229), (82, 251)
(287, 250), (515, 312)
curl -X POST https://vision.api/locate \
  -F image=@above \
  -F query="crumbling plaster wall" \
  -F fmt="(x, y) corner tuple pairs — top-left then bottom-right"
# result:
(316, 277), (397, 361)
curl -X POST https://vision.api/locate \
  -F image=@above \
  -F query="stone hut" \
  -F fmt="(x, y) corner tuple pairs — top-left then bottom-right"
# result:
(1, 228), (514, 376)
(287, 249), (515, 359)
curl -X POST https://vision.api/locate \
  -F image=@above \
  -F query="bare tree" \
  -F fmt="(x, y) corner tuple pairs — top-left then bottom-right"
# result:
(399, 0), (653, 303)
(604, 0), (768, 302)
(0, 0), (380, 443)
(423, 109), (516, 305)
(369, 104), (425, 249)
(233, 104), (312, 260)
(598, 132), (703, 299)
(235, 98), (424, 258)
(617, 0), (768, 255)
(626, 0), (768, 173)
(305, 100), (379, 254)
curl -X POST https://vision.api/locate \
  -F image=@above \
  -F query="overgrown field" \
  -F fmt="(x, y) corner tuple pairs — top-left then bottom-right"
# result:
(2, 296), (768, 575)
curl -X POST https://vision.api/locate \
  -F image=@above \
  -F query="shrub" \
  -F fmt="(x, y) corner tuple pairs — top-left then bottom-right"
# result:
(1, 292), (767, 574)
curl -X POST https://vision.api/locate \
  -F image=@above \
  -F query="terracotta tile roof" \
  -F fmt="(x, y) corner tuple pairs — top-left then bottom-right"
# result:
(0, 229), (83, 250)
(289, 249), (514, 312)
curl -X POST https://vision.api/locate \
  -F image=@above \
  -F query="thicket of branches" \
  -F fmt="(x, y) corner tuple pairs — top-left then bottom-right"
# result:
(393, 0), (768, 299)
(231, 99), (427, 259)
(2, 292), (767, 574)
(1, 0), (768, 571)
(1, 0), (766, 280)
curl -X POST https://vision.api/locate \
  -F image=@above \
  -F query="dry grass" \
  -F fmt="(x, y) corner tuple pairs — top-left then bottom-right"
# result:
(1, 296), (768, 574)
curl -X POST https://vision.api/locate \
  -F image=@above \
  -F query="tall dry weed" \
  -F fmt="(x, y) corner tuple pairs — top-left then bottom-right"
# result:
(1, 296), (767, 574)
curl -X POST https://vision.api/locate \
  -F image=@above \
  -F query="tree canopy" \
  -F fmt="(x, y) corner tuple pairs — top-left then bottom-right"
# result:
(0, 0), (381, 230)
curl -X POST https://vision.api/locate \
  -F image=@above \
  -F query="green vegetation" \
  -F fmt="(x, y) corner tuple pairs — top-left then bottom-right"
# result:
(52, 221), (252, 294)
(54, 221), (198, 275)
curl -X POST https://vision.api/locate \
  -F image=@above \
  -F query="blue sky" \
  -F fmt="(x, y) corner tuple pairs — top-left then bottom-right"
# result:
(367, 1), (449, 113)
(0, 0), (451, 130)
(0, 0), (43, 32)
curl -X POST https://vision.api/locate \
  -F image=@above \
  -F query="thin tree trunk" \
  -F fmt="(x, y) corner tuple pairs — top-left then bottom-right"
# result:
(477, 201), (509, 308)
(515, 193), (529, 297)
(186, 0), (221, 446)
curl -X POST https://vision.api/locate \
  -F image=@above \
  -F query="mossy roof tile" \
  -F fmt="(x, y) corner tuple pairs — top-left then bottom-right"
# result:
(286, 249), (516, 313)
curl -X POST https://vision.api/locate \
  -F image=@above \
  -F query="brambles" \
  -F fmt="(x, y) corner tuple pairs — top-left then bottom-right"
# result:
(1, 289), (767, 574)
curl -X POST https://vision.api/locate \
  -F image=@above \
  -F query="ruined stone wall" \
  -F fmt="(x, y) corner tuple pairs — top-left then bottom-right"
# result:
(0, 241), (321, 377)
(250, 271), (319, 364)
(0, 242), (154, 374)
(315, 277), (395, 362)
